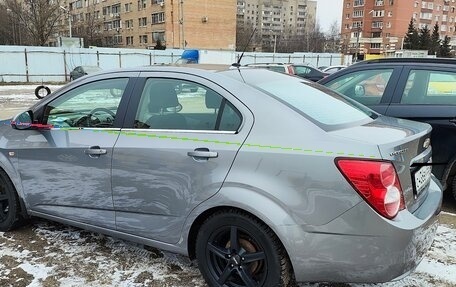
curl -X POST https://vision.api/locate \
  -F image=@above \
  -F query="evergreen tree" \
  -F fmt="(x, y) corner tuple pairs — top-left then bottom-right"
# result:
(429, 23), (441, 55)
(403, 18), (420, 49)
(419, 25), (431, 50)
(439, 36), (452, 57)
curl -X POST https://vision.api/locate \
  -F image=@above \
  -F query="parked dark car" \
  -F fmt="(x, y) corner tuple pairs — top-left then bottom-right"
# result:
(70, 65), (102, 81)
(319, 57), (456, 200)
(0, 66), (441, 286)
(246, 63), (329, 81)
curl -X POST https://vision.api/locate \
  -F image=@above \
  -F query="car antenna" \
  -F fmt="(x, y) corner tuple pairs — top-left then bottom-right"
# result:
(232, 27), (257, 68)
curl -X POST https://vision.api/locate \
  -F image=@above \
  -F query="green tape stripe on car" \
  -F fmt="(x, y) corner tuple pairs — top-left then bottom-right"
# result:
(57, 128), (378, 158)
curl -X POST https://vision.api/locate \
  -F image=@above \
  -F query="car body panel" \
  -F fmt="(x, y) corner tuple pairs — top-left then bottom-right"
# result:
(0, 66), (443, 284)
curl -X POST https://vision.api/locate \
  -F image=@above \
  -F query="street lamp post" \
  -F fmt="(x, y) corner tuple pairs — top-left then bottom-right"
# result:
(60, 6), (72, 38)
(354, 26), (361, 62)
(273, 34), (277, 53)
(6, 9), (16, 45)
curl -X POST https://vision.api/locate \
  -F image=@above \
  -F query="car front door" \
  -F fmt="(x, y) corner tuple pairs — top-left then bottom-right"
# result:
(112, 73), (253, 244)
(320, 66), (403, 114)
(385, 66), (456, 186)
(16, 77), (133, 229)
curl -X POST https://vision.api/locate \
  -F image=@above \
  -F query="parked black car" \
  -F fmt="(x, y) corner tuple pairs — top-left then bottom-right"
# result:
(319, 58), (456, 200)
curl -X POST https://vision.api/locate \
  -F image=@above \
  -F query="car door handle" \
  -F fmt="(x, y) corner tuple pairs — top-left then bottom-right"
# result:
(84, 146), (107, 157)
(187, 148), (218, 159)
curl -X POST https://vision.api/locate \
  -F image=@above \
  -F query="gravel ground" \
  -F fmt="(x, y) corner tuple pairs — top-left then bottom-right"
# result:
(1, 84), (456, 286)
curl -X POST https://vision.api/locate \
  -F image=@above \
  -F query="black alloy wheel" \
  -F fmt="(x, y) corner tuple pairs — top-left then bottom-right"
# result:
(196, 211), (292, 287)
(0, 170), (24, 231)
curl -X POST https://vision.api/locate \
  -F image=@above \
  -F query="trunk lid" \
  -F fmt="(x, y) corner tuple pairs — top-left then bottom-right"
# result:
(330, 116), (432, 213)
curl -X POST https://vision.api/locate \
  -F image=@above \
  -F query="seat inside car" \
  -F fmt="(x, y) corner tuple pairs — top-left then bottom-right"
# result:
(146, 82), (187, 129)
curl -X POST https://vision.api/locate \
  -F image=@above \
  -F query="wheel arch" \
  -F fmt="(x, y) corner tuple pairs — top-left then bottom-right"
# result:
(441, 154), (456, 190)
(185, 187), (299, 265)
(0, 161), (29, 219)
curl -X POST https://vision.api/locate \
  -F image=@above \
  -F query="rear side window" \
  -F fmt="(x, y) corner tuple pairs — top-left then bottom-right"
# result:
(256, 80), (372, 126)
(325, 69), (394, 105)
(401, 69), (456, 105)
(134, 78), (241, 132)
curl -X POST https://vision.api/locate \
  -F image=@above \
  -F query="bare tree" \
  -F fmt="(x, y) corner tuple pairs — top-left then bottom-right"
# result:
(236, 22), (260, 51)
(5, 0), (62, 46)
(72, 5), (105, 47)
(324, 20), (341, 53)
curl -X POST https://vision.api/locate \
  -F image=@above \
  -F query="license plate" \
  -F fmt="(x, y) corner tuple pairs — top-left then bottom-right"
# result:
(414, 165), (432, 195)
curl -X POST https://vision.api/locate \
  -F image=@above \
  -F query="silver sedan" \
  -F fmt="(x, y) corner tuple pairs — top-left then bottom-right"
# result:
(0, 66), (442, 286)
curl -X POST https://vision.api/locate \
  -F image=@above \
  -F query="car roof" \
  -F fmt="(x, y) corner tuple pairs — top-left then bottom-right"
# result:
(353, 57), (456, 66)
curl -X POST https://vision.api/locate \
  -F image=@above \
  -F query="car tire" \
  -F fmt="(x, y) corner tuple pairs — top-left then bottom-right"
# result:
(195, 210), (293, 287)
(0, 170), (26, 232)
(34, 85), (51, 99)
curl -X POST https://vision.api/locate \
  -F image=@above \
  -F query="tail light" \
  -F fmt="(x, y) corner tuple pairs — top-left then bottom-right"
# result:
(335, 159), (405, 219)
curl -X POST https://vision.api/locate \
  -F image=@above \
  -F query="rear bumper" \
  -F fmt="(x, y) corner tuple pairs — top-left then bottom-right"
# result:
(280, 177), (442, 283)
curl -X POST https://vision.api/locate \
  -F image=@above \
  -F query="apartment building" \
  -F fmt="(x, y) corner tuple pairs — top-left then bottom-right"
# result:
(57, 0), (236, 49)
(236, 0), (316, 50)
(341, 0), (456, 56)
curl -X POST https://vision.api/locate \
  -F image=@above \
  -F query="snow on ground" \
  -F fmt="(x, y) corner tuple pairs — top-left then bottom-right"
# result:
(0, 216), (455, 287)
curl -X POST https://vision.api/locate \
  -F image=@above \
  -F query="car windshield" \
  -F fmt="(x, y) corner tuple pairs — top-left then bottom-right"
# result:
(221, 69), (376, 130)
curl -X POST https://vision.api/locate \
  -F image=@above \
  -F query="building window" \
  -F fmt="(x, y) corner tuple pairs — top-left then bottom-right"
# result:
(375, 0), (384, 6)
(354, 0), (364, 7)
(371, 43), (381, 49)
(112, 19), (121, 29)
(151, 12), (165, 24)
(346, 13), (350, 19)
(126, 36), (134, 45)
(373, 10), (384, 17)
(372, 21), (383, 28)
(125, 3), (132, 12)
(352, 21), (363, 28)
(125, 19), (133, 28)
(138, 0), (146, 10)
(138, 17), (147, 27)
(114, 35), (122, 44)
(139, 35), (148, 44)
(152, 31), (165, 42)
(353, 10), (364, 17)
(372, 32), (382, 38)
(388, 11), (392, 17)
(441, 25), (447, 32)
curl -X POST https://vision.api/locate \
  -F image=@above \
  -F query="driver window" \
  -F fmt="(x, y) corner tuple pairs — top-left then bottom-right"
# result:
(44, 78), (128, 128)
(326, 69), (393, 105)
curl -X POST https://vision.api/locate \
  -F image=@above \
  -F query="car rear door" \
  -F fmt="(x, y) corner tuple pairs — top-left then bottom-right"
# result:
(385, 65), (456, 184)
(111, 72), (254, 244)
(320, 65), (403, 114)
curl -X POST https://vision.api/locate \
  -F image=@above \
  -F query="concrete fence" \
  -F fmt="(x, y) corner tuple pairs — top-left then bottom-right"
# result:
(0, 45), (343, 83)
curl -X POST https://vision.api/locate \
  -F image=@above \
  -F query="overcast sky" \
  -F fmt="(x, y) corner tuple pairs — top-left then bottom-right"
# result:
(315, 0), (343, 32)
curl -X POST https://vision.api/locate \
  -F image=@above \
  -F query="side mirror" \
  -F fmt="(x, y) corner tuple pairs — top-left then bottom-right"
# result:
(354, 85), (366, 97)
(11, 111), (33, 130)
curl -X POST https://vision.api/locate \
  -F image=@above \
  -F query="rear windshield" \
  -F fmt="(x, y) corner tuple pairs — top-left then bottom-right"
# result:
(221, 69), (376, 130)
